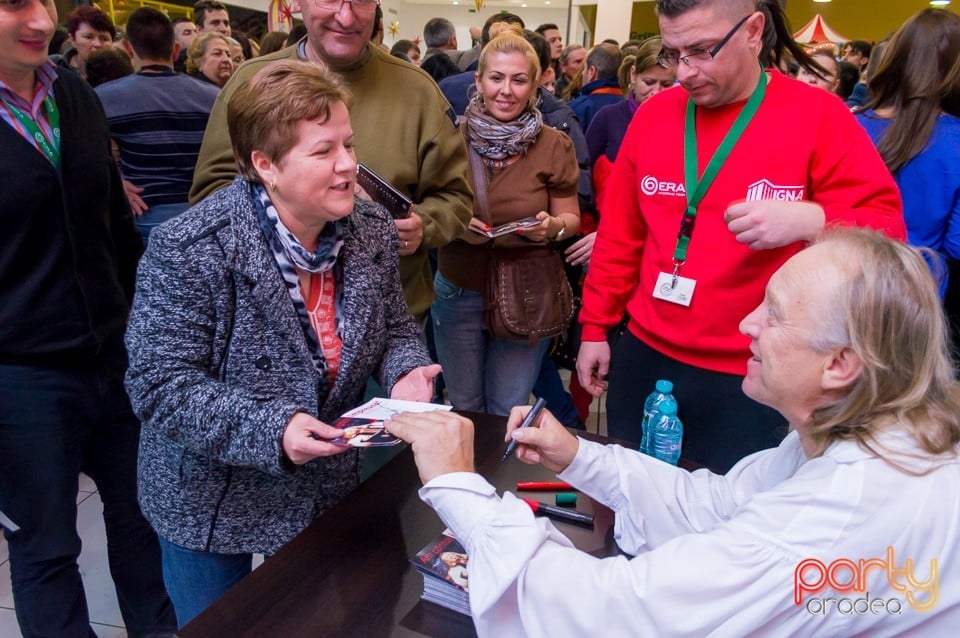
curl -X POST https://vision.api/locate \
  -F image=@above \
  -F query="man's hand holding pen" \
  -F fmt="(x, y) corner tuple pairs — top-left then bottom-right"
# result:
(504, 406), (580, 474)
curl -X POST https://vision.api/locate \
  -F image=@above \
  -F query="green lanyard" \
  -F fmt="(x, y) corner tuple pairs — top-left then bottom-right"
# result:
(2, 95), (61, 167)
(672, 68), (766, 278)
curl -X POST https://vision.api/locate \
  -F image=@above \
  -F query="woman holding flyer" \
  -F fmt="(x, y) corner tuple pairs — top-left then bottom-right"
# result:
(432, 27), (580, 416)
(124, 61), (437, 627)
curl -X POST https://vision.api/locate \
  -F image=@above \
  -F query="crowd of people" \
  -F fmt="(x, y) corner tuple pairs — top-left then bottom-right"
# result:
(1, 0), (959, 635)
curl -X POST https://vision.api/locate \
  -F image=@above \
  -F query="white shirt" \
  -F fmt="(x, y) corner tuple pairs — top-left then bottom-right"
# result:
(420, 431), (960, 637)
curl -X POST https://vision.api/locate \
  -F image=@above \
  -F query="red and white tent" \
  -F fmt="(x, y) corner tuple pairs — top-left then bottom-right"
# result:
(793, 14), (851, 44)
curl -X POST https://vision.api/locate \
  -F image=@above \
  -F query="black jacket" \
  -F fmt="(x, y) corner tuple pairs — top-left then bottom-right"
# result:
(0, 67), (142, 363)
(537, 87), (595, 214)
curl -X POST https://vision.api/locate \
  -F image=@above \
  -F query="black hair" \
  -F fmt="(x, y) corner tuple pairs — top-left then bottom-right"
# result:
(127, 8), (175, 60)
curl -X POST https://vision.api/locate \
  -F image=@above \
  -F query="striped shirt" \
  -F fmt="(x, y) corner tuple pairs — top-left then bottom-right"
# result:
(95, 71), (218, 206)
(0, 61), (58, 162)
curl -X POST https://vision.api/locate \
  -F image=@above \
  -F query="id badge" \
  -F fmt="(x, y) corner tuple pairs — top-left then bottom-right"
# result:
(653, 272), (696, 307)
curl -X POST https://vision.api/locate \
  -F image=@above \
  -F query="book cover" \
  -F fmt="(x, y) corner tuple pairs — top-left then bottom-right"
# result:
(411, 530), (471, 616)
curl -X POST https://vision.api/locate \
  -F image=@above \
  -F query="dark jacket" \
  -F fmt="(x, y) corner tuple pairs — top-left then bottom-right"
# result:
(439, 70), (475, 117)
(569, 78), (625, 133)
(0, 66), (142, 363)
(538, 87), (595, 214)
(125, 177), (432, 554)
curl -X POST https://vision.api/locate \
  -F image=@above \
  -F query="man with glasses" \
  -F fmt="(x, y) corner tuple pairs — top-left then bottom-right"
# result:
(191, 0), (472, 321)
(575, 0), (905, 472)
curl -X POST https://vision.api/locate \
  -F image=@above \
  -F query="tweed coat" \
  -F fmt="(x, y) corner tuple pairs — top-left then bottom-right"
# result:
(125, 176), (432, 554)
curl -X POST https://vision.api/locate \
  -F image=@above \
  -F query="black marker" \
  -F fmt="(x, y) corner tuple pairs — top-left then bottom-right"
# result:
(500, 397), (547, 462)
(521, 498), (594, 527)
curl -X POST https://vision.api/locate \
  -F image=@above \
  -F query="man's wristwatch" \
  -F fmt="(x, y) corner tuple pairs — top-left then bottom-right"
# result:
(551, 218), (567, 242)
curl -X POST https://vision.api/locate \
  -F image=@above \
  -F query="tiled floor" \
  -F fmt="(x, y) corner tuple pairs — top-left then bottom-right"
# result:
(0, 375), (606, 637)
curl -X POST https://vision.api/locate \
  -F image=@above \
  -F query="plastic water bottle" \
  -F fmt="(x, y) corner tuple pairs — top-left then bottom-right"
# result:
(640, 380), (674, 454)
(648, 401), (683, 465)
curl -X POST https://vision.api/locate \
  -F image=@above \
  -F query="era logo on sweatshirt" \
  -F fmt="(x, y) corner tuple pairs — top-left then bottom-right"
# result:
(640, 175), (686, 197)
(746, 179), (805, 202)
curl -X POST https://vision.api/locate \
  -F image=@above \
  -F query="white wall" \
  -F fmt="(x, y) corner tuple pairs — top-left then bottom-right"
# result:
(390, 2), (571, 53)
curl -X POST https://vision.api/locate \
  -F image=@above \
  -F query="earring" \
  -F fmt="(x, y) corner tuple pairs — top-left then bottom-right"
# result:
(270, 180), (278, 193)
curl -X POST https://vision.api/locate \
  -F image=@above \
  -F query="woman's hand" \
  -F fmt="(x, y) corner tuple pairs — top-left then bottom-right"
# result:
(282, 412), (351, 465)
(565, 231), (596, 266)
(504, 406), (579, 473)
(519, 211), (554, 242)
(390, 364), (442, 402)
(384, 411), (475, 484)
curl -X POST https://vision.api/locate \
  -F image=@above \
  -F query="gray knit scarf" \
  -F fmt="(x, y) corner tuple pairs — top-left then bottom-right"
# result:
(464, 92), (543, 162)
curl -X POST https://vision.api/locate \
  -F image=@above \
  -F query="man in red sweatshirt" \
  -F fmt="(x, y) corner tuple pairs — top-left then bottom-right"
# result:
(576, 0), (905, 472)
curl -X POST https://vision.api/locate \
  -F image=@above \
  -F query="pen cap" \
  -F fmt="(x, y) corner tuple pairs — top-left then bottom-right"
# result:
(555, 492), (577, 507)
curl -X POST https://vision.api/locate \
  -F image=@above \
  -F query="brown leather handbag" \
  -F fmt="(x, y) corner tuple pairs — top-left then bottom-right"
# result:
(469, 149), (574, 345)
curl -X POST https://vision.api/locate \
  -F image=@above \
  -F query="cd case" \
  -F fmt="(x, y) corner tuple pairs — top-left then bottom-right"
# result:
(356, 162), (412, 219)
(468, 216), (541, 238)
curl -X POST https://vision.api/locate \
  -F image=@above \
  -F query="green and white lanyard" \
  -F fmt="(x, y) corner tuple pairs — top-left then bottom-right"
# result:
(2, 94), (60, 167)
(670, 68), (766, 289)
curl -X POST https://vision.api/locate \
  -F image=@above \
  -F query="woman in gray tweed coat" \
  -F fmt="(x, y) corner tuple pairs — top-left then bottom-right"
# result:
(124, 61), (438, 627)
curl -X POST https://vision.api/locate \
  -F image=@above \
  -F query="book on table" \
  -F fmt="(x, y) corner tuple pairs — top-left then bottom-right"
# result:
(410, 529), (471, 616)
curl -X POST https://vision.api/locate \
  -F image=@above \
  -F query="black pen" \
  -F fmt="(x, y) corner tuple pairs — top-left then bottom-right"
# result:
(521, 498), (594, 527)
(500, 397), (547, 462)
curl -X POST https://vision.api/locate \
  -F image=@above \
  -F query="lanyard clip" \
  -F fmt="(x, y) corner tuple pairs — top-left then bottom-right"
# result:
(678, 212), (696, 240)
(671, 260), (684, 290)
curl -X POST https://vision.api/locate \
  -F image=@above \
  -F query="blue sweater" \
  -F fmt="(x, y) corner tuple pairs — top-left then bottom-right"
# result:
(96, 71), (218, 206)
(856, 110), (960, 287)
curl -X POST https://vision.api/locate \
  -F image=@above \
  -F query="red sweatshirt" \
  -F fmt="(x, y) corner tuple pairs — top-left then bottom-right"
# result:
(580, 70), (905, 375)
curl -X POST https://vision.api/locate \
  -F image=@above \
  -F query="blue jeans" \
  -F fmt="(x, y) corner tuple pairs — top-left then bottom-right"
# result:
(0, 351), (176, 638)
(532, 351), (582, 428)
(136, 202), (189, 240)
(157, 536), (253, 628)
(431, 272), (550, 416)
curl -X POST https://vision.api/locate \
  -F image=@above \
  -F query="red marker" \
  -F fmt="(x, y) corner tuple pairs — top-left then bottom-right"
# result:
(521, 498), (594, 527)
(515, 481), (575, 491)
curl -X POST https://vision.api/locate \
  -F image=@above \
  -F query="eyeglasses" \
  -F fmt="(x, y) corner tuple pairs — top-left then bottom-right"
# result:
(314, 0), (381, 13)
(657, 13), (753, 69)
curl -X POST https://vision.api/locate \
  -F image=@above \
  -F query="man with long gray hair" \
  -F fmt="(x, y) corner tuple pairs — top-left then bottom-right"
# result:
(389, 228), (960, 634)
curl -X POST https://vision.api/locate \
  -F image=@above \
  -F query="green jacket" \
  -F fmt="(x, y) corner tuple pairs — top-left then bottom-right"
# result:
(190, 43), (473, 317)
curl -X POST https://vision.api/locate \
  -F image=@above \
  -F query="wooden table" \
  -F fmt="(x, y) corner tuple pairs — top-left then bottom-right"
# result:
(179, 413), (626, 637)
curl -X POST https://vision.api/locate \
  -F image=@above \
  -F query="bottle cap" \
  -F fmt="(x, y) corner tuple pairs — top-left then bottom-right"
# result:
(655, 379), (673, 393)
(555, 492), (577, 507)
(658, 401), (678, 416)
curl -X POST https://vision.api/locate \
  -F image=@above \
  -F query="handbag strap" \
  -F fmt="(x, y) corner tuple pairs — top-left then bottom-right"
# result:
(468, 147), (493, 226)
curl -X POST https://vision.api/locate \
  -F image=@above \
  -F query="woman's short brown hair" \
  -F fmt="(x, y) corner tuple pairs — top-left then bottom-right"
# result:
(228, 60), (353, 183)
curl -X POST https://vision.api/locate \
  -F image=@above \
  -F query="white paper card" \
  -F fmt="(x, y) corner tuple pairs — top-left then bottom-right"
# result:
(652, 272), (696, 307)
